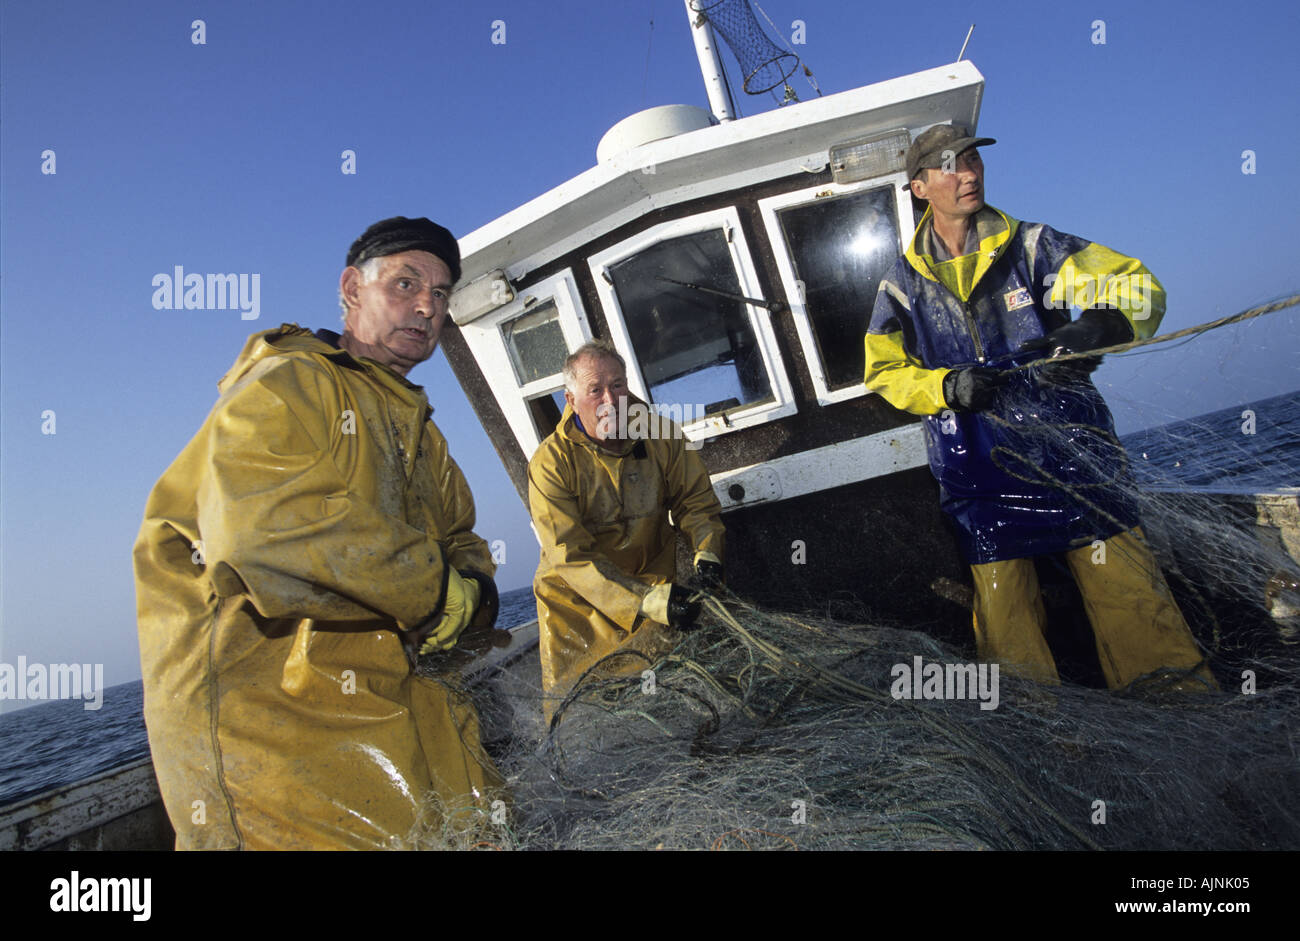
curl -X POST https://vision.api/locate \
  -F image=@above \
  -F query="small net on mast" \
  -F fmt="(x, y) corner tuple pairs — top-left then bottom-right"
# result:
(691, 0), (799, 96)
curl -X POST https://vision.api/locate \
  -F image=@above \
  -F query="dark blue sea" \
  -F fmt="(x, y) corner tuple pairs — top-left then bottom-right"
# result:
(2, 391), (1297, 808)
(1123, 391), (1300, 493)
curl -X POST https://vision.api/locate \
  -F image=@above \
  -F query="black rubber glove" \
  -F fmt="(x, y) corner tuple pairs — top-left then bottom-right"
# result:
(667, 584), (702, 631)
(1019, 307), (1134, 383)
(942, 366), (1006, 412)
(1020, 307), (1134, 355)
(694, 559), (724, 591)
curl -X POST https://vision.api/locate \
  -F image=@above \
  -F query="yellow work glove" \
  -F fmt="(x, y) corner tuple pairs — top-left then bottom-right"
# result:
(640, 584), (674, 625)
(418, 568), (481, 654)
(638, 583), (701, 630)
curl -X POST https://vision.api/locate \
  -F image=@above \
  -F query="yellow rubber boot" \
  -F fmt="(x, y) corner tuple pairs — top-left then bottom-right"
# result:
(1065, 528), (1218, 692)
(970, 557), (1060, 684)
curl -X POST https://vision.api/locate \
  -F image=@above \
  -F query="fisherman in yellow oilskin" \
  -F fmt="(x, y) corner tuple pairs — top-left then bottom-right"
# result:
(134, 216), (504, 849)
(529, 340), (725, 718)
(865, 125), (1215, 692)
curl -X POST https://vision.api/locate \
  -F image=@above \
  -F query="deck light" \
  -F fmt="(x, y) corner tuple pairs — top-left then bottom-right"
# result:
(829, 129), (910, 185)
(450, 269), (515, 325)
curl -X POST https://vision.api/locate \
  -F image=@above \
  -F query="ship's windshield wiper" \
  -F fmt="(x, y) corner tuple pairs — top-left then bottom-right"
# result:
(655, 276), (786, 313)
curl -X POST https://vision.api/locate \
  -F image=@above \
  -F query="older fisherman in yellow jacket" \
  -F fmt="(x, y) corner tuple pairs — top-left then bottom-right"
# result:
(133, 217), (502, 849)
(529, 340), (725, 716)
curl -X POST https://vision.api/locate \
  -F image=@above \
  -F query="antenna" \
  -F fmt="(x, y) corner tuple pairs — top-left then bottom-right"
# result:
(957, 23), (975, 62)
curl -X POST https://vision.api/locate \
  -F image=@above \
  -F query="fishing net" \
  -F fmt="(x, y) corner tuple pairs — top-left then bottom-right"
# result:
(690, 0), (798, 95)
(413, 591), (1300, 851)
(944, 296), (1300, 681)
(970, 383), (1299, 680)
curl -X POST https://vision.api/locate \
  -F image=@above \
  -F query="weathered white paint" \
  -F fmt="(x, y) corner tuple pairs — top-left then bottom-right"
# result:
(711, 422), (930, 511)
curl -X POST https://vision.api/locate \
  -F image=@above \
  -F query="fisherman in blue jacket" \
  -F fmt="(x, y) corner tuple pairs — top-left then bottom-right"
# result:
(865, 123), (1213, 690)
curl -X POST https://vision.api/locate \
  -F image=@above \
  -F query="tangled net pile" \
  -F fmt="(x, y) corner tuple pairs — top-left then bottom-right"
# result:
(415, 591), (1300, 851)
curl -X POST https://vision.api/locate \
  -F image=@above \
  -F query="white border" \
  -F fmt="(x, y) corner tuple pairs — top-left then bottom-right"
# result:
(758, 174), (916, 406)
(587, 207), (797, 441)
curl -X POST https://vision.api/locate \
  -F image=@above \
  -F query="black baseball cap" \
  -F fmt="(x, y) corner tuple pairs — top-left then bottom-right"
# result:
(902, 124), (996, 190)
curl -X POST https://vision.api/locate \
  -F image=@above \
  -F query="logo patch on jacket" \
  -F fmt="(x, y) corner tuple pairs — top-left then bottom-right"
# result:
(1003, 287), (1033, 311)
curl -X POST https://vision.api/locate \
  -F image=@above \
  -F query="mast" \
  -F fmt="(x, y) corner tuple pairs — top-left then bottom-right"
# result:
(684, 0), (736, 123)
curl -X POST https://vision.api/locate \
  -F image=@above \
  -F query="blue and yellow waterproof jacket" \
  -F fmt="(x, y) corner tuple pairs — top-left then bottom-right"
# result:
(864, 205), (1164, 563)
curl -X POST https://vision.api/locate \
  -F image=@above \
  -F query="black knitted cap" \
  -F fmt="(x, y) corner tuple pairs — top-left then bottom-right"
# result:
(345, 216), (462, 284)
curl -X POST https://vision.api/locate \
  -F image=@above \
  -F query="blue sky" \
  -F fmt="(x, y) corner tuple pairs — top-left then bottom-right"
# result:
(2, 0), (1298, 700)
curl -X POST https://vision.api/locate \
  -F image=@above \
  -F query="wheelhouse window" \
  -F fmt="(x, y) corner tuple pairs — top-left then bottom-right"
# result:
(759, 176), (914, 405)
(454, 270), (592, 457)
(501, 301), (567, 386)
(606, 230), (772, 413)
(590, 208), (795, 438)
(523, 388), (569, 444)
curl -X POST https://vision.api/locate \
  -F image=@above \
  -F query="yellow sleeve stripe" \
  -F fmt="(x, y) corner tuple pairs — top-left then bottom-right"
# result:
(1046, 244), (1167, 339)
(864, 330), (949, 416)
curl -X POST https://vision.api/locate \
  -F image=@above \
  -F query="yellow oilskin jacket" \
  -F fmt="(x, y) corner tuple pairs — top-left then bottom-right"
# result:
(528, 403), (724, 710)
(133, 324), (501, 849)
